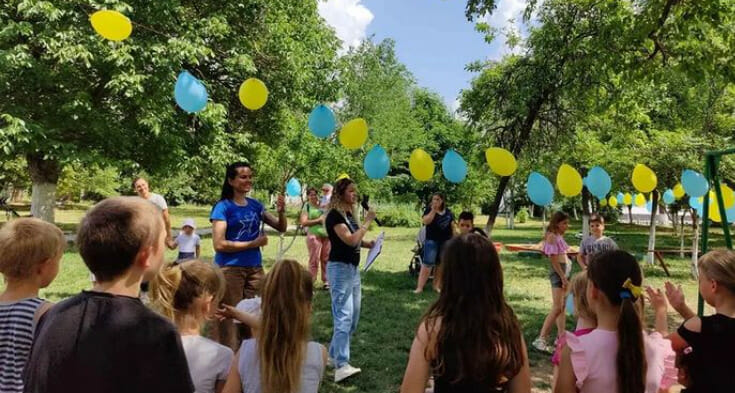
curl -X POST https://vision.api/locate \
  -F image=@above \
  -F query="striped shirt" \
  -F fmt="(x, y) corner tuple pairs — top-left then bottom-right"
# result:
(0, 297), (44, 393)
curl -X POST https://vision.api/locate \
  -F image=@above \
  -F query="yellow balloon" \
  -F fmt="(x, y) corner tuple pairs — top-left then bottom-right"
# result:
(485, 147), (517, 176)
(673, 183), (685, 199)
(721, 183), (735, 208)
(556, 164), (583, 197)
(709, 201), (722, 222)
(409, 149), (435, 181)
(631, 164), (657, 193)
(599, 198), (608, 207)
(634, 193), (646, 206)
(608, 196), (618, 208)
(623, 193), (633, 205)
(338, 118), (368, 149)
(238, 78), (268, 110)
(90, 10), (132, 41)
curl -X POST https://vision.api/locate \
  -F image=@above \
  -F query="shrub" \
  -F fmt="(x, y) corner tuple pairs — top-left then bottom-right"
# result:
(377, 203), (421, 227)
(516, 207), (530, 223)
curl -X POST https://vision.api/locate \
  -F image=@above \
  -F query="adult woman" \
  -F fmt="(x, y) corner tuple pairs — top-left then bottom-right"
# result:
(299, 187), (330, 288)
(324, 178), (376, 383)
(133, 177), (173, 246)
(415, 193), (456, 293)
(210, 162), (287, 350)
(401, 234), (531, 393)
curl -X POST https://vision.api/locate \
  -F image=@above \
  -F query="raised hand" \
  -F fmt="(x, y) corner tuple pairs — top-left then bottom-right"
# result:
(664, 281), (686, 311)
(646, 286), (668, 314)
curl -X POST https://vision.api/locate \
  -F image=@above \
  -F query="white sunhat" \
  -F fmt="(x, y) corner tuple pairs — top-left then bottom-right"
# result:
(182, 218), (196, 229)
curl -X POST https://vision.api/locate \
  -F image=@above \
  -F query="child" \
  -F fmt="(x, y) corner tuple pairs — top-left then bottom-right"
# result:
(400, 233), (530, 392)
(222, 259), (326, 393)
(555, 250), (676, 393)
(0, 218), (64, 392)
(23, 197), (194, 393)
(666, 250), (735, 393)
(170, 218), (201, 262)
(457, 211), (489, 238)
(551, 272), (597, 389)
(151, 260), (233, 393)
(533, 211), (571, 353)
(577, 213), (618, 269)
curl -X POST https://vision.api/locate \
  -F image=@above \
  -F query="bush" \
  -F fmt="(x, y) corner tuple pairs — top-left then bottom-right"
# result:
(377, 203), (421, 227)
(516, 207), (530, 223)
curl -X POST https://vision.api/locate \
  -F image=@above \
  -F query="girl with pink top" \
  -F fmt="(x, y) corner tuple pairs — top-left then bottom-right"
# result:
(533, 211), (571, 353)
(555, 250), (676, 393)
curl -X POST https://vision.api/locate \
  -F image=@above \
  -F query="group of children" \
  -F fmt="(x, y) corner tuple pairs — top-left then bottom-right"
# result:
(2, 198), (735, 393)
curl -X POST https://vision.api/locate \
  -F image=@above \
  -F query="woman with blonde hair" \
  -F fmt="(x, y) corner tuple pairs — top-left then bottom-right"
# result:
(223, 259), (326, 393)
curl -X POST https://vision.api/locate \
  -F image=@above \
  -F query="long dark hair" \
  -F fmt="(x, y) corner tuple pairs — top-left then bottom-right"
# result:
(430, 192), (446, 211)
(220, 162), (252, 201)
(422, 233), (523, 385)
(587, 250), (646, 393)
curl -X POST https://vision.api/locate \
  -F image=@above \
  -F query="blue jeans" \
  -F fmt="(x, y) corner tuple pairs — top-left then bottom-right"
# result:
(327, 261), (361, 368)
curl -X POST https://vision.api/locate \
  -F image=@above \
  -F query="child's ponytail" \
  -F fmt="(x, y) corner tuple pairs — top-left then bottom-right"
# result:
(150, 263), (184, 320)
(587, 251), (646, 393)
(150, 260), (225, 321)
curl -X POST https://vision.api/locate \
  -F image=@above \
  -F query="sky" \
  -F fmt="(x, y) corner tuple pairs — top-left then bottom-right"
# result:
(317, 0), (529, 111)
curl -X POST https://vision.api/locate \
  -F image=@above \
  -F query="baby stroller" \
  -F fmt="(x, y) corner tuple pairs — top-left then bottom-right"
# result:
(408, 226), (426, 276)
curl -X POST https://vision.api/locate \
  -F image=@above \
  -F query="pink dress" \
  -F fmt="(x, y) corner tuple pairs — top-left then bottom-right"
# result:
(566, 329), (677, 393)
(551, 328), (594, 365)
(543, 233), (569, 256)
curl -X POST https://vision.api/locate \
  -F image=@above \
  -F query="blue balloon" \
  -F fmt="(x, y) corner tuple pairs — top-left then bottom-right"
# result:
(681, 169), (709, 198)
(286, 178), (301, 197)
(617, 192), (624, 205)
(527, 172), (554, 206)
(364, 145), (390, 179)
(689, 196), (702, 212)
(565, 293), (574, 316)
(726, 206), (735, 223)
(662, 189), (675, 205)
(174, 71), (208, 113)
(442, 149), (467, 183)
(586, 166), (612, 199)
(308, 104), (336, 138)
(645, 200), (653, 213)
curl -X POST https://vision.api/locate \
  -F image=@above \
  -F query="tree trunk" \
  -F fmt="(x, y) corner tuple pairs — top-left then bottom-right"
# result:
(628, 206), (633, 224)
(646, 191), (660, 265)
(507, 186), (515, 229)
(484, 175), (512, 235)
(581, 187), (591, 237)
(680, 209), (687, 258)
(27, 154), (60, 223)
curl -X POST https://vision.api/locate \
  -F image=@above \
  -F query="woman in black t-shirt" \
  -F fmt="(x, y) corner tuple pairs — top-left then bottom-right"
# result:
(324, 178), (376, 382)
(414, 193), (456, 294)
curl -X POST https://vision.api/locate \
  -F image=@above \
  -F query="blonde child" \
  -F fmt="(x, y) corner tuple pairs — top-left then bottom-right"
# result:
(0, 218), (65, 392)
(223, 259), (326, 393)
(555, 250), (676, 393)
(666, 250), (735, 393)
(533, 211), (571, 353)
(170, 218), (201, 262)
(151, 260), (233, 393)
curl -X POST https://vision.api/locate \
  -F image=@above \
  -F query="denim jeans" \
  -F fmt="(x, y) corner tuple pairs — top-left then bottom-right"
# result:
(327, 261), (361, 368)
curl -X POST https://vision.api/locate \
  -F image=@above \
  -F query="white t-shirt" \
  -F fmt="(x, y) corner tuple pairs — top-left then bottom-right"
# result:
(146, 193), (168, 211)
(175, 232), (201, 253)
(180, 335), (233, 393)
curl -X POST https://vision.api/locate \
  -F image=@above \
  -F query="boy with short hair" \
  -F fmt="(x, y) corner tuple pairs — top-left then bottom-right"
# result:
(577, 213), (618, 268)
(23, 197), (194, 393)
(0, 218), (64, 393)
(457, 211), (488, 238)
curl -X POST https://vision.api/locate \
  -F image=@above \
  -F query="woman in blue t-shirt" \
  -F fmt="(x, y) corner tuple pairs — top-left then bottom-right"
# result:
(209, 161), (287, 350)
(414, 193), (456, 294)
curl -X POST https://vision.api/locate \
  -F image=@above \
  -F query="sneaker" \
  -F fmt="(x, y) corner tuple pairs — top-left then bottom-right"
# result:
(532, 337), (552, 353)
(326, 357), (334, 368)
(334, 364), (361, 383)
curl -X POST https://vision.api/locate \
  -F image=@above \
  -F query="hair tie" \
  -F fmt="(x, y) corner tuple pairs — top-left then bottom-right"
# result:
(621, 278), (642, 299)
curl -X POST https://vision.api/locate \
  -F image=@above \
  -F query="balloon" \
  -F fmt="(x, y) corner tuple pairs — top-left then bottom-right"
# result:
(363, 145), (390, 179)
(662, 189), (675, 205)
(623, 193), (633, 205)
(485, 147), (517, 176)
(339, 118), (368, 149)
(556, 164), (583, 197)
(336, 173), (350, 181)
(681, 169), (708, 198)
(617, 192), (624, 205)
(409, 149), (435, 181)
(586, 166), (612, 199)
(634, 193), (646, 207)
(308, 105), (336, 138)
(442, 149), (467, 183)
(565, 293), (574, 316)
(238, 78), (268, 110)
(599, 198), (608, 207)
(174, 71), (208, 113)
(526, 172), (554, 206)
(608, 196), (618, 208)
(285, 178), (301, 197)
(90, 10), (132, 41)
(645, 200), (653, 212)
(631, 164), (657, 193)
(673, 183), (685, 199)
(726, 206), (735, 223)
(689, 196), (703, 212)
(720, 183), (735, 208)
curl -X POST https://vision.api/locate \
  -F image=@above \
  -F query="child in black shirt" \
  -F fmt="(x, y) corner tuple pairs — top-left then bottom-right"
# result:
(23, 197), (194, 393)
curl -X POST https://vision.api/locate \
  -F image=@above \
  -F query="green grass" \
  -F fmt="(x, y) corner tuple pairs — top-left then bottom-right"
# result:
(3, 208), (719, 393)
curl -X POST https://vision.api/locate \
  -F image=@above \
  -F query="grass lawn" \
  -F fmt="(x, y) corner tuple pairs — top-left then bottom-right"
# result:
(3, 205), (723, 392)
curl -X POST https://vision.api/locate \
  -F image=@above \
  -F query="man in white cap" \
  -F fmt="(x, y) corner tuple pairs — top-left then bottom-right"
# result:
(320, 183), (333, 208)
(171, 218), (201, 262)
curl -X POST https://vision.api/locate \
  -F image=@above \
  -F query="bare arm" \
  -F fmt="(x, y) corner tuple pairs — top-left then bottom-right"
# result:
(400, 323), (432, 393)
(554, 345), (577, 393)
(422, 210), (437, 225)
(665, 281), (696, 320)
(299, 211), (323, 227)
(222, 350), (243, 393)
(333, 223), (370, 248)
(262, 211), (287, 233)
(162, 208), (172, 240)
(195, 244), (200, 259)
(212, 220), (266, 253)
(508, 337), (532, 393)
